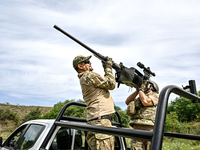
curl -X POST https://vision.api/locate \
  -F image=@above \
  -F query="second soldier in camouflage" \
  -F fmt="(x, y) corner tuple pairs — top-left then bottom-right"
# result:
(125, 80), (159, 150)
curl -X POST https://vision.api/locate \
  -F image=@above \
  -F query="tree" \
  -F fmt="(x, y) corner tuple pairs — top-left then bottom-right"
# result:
(41, 99), (130, 127)
(41, 99), (87, 119)
(113, 105), (130, 127)
(23, 108), (42, 122)
(0, 109), (19, 126)
(167, 90), (200, 122)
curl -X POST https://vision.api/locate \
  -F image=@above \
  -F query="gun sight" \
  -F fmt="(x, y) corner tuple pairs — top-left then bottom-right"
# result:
(137, 62), (155, 77)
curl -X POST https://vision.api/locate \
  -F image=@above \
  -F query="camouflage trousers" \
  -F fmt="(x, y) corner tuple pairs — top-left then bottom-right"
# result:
(130, 139), (151, 150)
(130, 124), (153, 150)
(86, 119), (114, 150)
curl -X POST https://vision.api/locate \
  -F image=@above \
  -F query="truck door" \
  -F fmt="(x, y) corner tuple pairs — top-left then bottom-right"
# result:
(49, 127), (85, 150)
(48, 127), (126, 150)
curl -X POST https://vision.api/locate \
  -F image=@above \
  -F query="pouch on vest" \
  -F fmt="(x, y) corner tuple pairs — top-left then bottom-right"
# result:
(126, 101), (136, 116)
(95, 133), (112, 140)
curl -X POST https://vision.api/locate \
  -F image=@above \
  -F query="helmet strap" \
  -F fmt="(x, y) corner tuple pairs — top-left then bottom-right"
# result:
(144, 83), (152, 93)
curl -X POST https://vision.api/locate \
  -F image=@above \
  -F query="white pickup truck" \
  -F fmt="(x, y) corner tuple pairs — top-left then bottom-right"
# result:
(0, 119), (127, 150)
(0, 102), (128, 150)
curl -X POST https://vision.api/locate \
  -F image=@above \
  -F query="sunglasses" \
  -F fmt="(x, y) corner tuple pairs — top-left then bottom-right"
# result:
(84, 60), (90, 64)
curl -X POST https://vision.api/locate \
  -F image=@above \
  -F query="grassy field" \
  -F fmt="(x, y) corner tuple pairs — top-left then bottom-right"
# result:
(125, 137), (200, 149)
(162, 138), (200, 150)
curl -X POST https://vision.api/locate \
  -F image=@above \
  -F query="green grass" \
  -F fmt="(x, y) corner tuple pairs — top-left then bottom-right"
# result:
(125, 137), (200, 150)
(163, 138), (200, 150)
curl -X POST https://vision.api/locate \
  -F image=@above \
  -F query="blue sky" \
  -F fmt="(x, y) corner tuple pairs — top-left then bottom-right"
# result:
(0, 0), (200, 110)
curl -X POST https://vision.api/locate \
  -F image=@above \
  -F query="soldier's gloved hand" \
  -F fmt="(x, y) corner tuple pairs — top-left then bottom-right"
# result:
(106, 57), (113, 66)
(102, 57), (113, 69)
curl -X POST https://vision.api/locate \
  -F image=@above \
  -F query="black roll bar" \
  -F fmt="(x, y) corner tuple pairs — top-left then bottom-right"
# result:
(151, 85), (200, 150)
(55, 102), (122, 127)
(40, 102), (123, 149)
(41, 85), (200, 150)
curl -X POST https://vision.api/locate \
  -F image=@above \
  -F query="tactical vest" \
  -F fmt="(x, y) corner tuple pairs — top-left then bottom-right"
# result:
(129, 92), (158, 126)
(129, 106), (157, 126)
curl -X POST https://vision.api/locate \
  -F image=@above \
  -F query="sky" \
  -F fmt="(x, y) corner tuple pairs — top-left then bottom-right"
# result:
(0, 0), (200, 110)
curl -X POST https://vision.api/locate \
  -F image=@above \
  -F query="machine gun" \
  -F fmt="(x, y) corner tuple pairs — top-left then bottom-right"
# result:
(54, 25), (156, 88)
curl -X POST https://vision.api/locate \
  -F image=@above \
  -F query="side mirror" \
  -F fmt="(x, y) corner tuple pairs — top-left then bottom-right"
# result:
(0, 137), (2, 147)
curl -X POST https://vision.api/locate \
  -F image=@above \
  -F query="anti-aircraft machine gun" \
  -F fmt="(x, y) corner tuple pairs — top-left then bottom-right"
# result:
(54, 25), (156, 89)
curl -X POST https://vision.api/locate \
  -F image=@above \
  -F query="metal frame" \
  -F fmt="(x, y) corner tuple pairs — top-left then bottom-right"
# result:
(151, 85), (200, 150)
(40, 85), (200, 150)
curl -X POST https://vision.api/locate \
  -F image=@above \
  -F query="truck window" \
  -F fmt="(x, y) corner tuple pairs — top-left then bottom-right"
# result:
(49, 127), (123, 150)
(49, 127), (85, 150)
(2, 124), (44, 150)
(18, 124), (44, 149)
(3, 124), (27, 149)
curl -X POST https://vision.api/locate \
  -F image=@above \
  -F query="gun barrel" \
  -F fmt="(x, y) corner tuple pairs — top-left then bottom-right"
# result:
(54, 25), (107, 62)
(54, 25), (121, 71)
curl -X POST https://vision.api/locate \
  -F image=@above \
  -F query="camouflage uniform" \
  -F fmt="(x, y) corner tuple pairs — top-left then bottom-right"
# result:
(86, 119), (114, 150)
(74, 55), (116, 150)
(78, 70), (116, 121)
(129, 92), (159, 150)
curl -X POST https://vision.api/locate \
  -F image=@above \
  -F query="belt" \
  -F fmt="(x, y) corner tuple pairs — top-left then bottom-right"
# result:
(88, 114), (112, 122)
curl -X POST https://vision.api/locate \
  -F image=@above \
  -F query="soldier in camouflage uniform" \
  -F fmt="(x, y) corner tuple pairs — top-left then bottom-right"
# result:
(125, 80), (159, 150)
(73, 55), (116, 150)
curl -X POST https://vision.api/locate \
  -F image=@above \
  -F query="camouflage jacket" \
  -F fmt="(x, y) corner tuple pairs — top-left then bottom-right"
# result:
(129, 92), (159, 126)
(78, 67), (116, 121)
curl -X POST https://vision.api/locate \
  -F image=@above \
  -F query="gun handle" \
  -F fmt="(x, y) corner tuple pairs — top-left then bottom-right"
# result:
(112, 62), (121, 72)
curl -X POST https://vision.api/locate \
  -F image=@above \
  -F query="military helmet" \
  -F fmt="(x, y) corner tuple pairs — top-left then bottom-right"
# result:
(148, 80), (159, 93)
(73, 55), (92, 70)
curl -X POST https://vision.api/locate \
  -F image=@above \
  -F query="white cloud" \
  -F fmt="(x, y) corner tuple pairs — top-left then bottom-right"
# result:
(0, 0), (200, 108)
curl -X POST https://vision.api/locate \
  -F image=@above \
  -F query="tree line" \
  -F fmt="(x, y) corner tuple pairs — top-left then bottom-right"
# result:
(1, 90), (200, 134)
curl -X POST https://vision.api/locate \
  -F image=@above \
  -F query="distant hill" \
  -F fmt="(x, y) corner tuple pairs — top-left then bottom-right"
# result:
(0, 103), (52, 120)
(0, 103), (53, 141)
